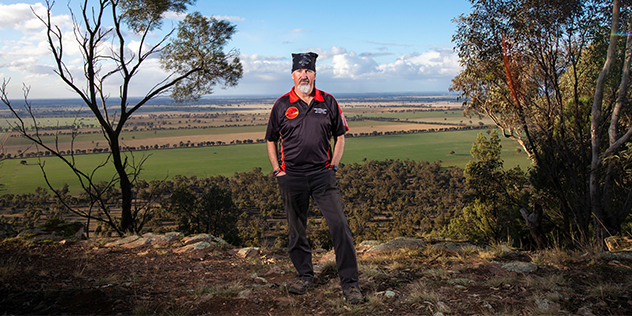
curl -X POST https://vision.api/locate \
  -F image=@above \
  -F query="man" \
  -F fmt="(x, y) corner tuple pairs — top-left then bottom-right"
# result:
(265, 52), (364, 304)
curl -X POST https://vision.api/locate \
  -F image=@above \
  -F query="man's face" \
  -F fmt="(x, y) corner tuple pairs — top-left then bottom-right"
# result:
(292, 69), (316, 94)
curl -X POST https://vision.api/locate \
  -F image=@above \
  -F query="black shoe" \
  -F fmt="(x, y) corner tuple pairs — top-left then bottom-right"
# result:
(288, 279), (314, 295)
(343, 287), (365, 304)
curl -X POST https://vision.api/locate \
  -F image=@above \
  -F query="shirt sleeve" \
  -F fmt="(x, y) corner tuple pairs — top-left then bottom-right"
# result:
(265, 102), (281, 141)
(331, 100), (349, 137)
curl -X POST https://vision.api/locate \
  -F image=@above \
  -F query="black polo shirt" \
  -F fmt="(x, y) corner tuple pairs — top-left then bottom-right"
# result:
(265, 88), (349, 176)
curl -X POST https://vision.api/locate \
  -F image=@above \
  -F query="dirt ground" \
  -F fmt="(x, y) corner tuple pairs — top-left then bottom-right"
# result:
(1, 238), (631, 316)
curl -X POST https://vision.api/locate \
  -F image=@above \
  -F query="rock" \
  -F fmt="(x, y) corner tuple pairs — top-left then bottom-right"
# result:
(165, 232), (183, 239)
(173, 241), (211, 254)
(34, 232), (63, 241)
(263, 266), (285, 276)
(250, 273), (267, 284)
(603, 252), (632, 261)
(104, 236), (140, 248)
(73, 227), (86, 240)
(121, 237), (152, 249)
(142, 233), (176, 246)
(274, 297), (295, 307)
(366, 237), (427, 253)
(182, 233), (212, 245)
(384, 290), (396, 299)
(357, 240), (381, 252)
(480, 262), (512, 275)
(576, 306), (596, 316)
(17, 228), (43, 237)
(432, 242), (489, 253)
(137, 250), (157, 257)
(238, 289), (252, 299)
(501, 262), (538, 273)
(535, 298), (560, 313)
(318, 253), (336, 265)
(59, 239), (74, 246)
(235, 247), (259, 258)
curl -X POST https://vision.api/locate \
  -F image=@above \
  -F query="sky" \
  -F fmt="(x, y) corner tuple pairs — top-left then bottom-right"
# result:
(0, 0), (473, 99)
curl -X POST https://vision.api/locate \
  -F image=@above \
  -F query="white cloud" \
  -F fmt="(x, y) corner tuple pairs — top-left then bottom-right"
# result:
(331, 51), (378, 78)
(0, 3), (72, 32)
(378, 49), (460, 79)
(289, 29), (312, 33)
(162, 11), (187, 20)
(1, 57), (54, 76)
(239, 54), (288, 80)
(235, 46), (461, 89)
(216, 15), (246, 22)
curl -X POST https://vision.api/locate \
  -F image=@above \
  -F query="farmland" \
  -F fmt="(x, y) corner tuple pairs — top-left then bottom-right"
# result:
(0, 93), (530, 195)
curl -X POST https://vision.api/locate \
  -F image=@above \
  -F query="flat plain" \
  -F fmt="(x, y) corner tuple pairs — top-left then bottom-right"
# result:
(0, 94), (530, 195)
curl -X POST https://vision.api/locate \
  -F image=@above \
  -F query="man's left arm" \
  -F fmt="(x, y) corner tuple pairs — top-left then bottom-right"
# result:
(331, 134), (345, 167)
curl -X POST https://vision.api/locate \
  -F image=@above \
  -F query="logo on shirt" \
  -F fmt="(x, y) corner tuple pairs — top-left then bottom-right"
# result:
(285, 106), (299, 119)
(314, 108), (327, 115)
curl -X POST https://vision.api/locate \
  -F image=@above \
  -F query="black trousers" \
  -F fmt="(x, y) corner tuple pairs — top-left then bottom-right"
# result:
(276, 169), (359, 290)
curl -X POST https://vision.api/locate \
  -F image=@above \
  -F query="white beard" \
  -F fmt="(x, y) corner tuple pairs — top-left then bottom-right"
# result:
(297, 84), (312, 94)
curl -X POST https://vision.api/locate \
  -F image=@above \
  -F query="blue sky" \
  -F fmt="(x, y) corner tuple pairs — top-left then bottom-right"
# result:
(0, 1), (473, 99)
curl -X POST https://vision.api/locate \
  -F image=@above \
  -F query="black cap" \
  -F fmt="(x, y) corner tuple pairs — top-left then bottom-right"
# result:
(292, 52), (318, 73)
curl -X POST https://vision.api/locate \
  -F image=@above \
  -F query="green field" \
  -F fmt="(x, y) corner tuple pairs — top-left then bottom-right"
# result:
(0, 129), (531, 195)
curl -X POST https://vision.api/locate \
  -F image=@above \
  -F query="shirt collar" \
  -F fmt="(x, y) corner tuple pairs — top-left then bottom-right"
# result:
(289, 87), (325, 103)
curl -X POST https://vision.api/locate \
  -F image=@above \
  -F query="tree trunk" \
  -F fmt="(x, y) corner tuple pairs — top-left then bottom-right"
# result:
(591, 0), (620, 245)
(520, 206), (547, 249)
(110, 138), (134, 234)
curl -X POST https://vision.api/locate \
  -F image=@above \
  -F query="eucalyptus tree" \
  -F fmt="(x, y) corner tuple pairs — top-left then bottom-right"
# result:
(451, 0), (632, 246)
(0, 0), (243, 235)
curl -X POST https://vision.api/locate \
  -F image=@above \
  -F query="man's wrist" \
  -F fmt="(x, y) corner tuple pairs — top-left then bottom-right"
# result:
(330, 165), (338, 172)
(273, 168), (282, 176)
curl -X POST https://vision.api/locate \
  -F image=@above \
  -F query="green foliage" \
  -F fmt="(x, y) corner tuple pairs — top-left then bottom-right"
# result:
(338, 158), (468, 242)
(0, 0), (244, 236)
(446, 131), (529, 245)
(450, 0), (632, 245)
(120, 0), (194, 32)
(160, 12), (243, 101)
(164, 177), (240, 244)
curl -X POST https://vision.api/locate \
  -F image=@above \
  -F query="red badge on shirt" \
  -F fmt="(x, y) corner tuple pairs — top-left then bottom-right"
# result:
(285, 107), (299, 119)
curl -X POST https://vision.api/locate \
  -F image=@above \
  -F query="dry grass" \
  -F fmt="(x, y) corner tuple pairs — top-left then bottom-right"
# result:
(588, 280), (625, 299)
(0, 252), (21, 281)
(3, 236), (632, 315)
(485, 275), (519, 288)
(523, 274), (568, 292)
(407, 280), (439, 303)
(194, 281), (244, 298)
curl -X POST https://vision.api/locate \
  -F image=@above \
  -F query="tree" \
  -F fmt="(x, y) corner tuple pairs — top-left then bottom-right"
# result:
(589, 0), (632, 244)
(446, 131), (530, 246)
(451, 0), (632, 247)
(0, 0), (242, 235)
(164, 178), (240, 244)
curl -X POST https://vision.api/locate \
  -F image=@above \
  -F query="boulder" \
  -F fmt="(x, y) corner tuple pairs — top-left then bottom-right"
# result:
(104, 235), (140, 248)
(173, 241), (212, 254)
(365, 237), (426, 253)
(121, 236), (152, 249)
(235, 247), (259, 258)
(182, 233), (214, 245)
(432, 242), (490, 253)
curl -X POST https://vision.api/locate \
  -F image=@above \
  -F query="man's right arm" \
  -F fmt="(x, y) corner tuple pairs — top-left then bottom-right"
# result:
(267, 140), (286, 176)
